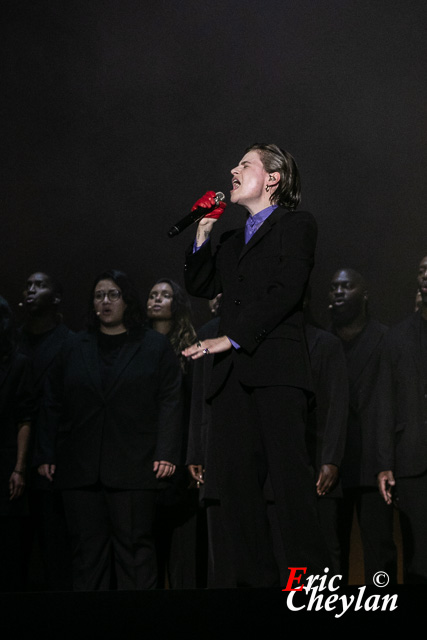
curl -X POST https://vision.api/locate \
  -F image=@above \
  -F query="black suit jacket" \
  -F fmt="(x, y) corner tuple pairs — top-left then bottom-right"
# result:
(20, 324), (73, 399)
(184, 208), (316, 393)
(305, 325), (348, 478)
(20, 323), (74, 489)
(377, 312), (427, 478)
(335, 318), (387, 487)
(35, 329), (182, 491)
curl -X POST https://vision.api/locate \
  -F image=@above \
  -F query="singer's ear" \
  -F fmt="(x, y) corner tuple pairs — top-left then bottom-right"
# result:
(268, 172), (280, 186)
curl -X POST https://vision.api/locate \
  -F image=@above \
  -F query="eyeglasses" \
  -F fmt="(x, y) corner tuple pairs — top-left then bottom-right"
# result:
(94, 289), (122, 302)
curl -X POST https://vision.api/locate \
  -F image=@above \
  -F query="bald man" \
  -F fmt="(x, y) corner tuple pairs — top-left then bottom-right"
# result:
(329, 268), (396, 584)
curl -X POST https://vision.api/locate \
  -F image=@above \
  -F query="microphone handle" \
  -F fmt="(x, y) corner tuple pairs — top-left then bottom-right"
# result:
(167, 191), (225, 238)
(167, 207), (207, 238)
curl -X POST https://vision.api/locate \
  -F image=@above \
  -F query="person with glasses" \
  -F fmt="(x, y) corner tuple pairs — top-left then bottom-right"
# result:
(35, 269), (182, 591)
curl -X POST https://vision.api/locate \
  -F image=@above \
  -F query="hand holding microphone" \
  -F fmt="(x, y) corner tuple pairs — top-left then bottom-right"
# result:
(192, 190), (226, 221)
(167, 191), (226, 237)
(191, 192), (226, 249)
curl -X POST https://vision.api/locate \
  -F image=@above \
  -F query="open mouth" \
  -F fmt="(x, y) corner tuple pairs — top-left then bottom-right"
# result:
(231, 178), (240, 190)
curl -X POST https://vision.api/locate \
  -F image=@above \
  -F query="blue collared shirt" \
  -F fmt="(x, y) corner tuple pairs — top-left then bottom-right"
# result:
(244, 204), (278, 244)
(193, 204), (278, 252)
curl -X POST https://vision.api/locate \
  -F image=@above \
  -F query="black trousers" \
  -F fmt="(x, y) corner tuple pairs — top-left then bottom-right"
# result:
(154, 486), (199, 589)
(0, 516), (29, 592)
(28, 486), (73, 590)
(62, 484), (157, 591)
(317, 497), (341, 575)
(397, 472), (427, 583)
(337, 487), (397, 584)
(210, 365), (331, 587)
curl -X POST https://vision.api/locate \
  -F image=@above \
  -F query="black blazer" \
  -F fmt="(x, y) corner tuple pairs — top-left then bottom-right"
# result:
(20, 323), (74, 489)
(335, 318), (387, 487)
(20, 324), (73, 398)
(376, 312), (427, 478)
(184, 207), (317, 392)
(305, 325), (348, 473)
(35, 329), (182, 491)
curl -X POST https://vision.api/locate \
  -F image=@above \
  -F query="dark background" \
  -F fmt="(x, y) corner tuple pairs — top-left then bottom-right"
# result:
(1, 0), (426, 331)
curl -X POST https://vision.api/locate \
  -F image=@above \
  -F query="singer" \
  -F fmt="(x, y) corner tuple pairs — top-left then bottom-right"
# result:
(183, 143), (330, 587)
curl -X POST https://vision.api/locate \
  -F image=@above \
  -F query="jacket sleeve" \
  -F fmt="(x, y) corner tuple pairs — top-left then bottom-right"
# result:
(184, 233), (229, 301)
(153, 341), (183, 465)
(33, 346), (66, 467)
(375, 336), (396, 473)
(186, 356), (208, 465)
(13, 355), (35, 425)
(317, 337), (348, 468)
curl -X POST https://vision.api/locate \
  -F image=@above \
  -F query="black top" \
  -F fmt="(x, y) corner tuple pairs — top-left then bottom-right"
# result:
(97, 331), (128, 390)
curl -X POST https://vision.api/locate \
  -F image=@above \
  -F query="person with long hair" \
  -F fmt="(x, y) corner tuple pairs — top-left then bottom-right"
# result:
(36, 270), (182, 591)
(146, 278), (203, 588)
(147, 278), (197, 367)
(0, 295), (33, 591)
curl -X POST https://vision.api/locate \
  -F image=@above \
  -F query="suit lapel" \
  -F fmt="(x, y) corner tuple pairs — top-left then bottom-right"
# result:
(80, 333), (104, 397)
(81, 332), (142, 397)
(0, 359), (12, 391)
(31, 325), (70, 386)
(406, 312), (422, 378)
(346, 320), (384, 391)
(305, 324), (320, 356)
(230, 228), (245, 261)
(237, 209), (281, 263)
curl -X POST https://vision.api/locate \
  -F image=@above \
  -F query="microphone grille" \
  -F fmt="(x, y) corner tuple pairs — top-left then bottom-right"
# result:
(215, 191), (225, 205)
